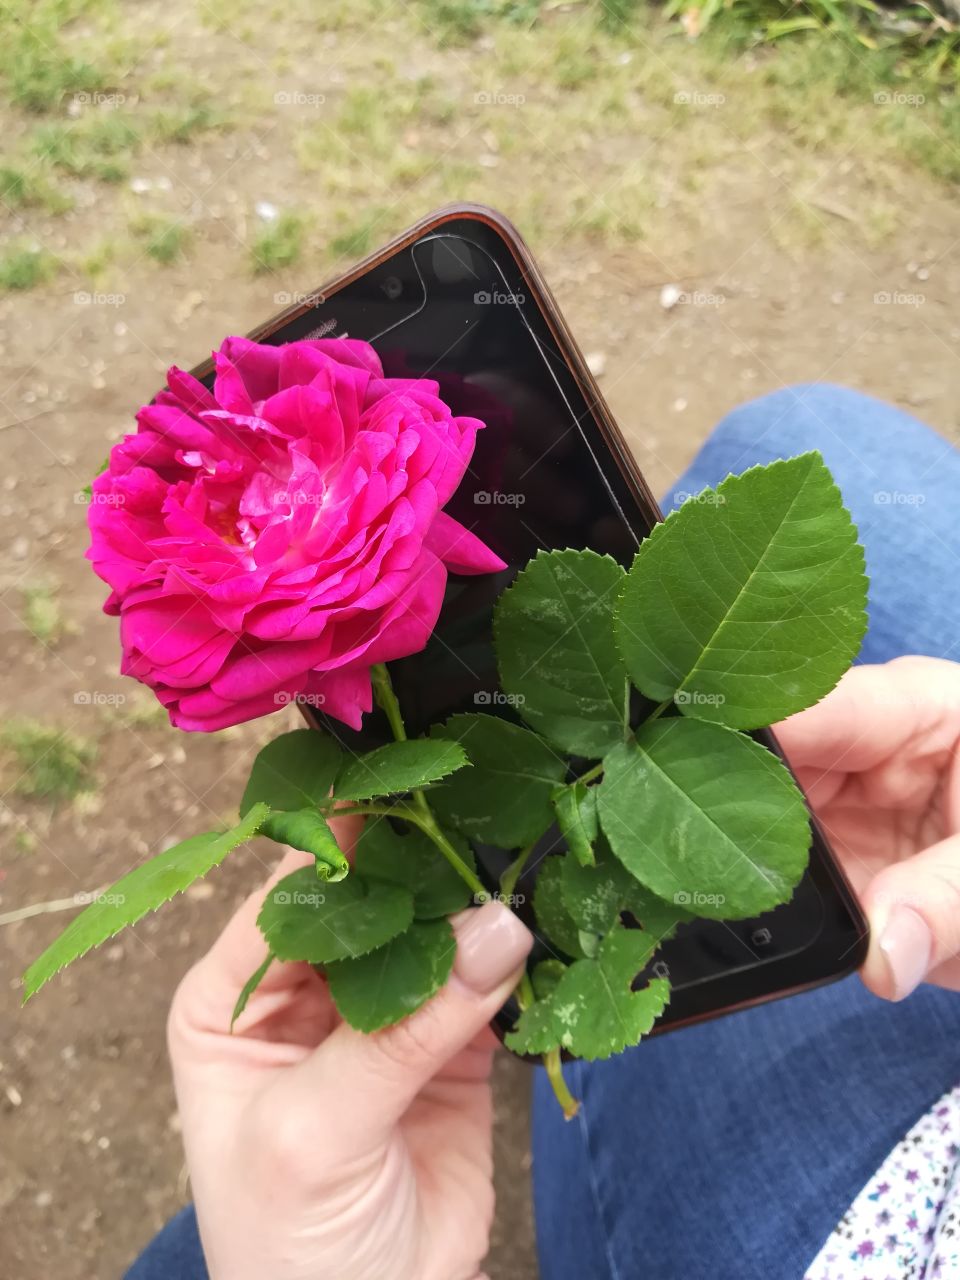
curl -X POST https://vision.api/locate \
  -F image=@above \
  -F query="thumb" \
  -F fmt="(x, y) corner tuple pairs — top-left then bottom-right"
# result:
(861, 832), (960, 1000)
(286, 900), (532, 1144)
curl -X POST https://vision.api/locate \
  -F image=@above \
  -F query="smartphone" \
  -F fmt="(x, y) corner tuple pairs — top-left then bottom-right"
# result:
(186, 204), (868, 1039)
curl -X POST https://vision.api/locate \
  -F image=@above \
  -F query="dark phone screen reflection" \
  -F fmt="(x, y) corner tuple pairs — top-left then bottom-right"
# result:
(259, 225), (840, 1019)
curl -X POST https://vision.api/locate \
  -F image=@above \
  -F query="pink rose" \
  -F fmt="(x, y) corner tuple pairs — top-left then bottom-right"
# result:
(88, 336), (505, 731)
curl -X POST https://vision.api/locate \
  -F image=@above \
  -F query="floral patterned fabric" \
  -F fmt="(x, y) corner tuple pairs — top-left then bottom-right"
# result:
(806, 1084), (960, 1280)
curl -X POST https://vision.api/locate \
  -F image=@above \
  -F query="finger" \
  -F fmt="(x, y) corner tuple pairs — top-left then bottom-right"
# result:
(861, 831), (960, 1000)
(181, 813), (365, 1029)
(776, 656), (960, 774)
(279, 900), (532, 1146)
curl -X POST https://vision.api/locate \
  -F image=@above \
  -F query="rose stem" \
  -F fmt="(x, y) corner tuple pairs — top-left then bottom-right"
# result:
(367, 664), (490, 903)
(543, 1049), (580, 1121)
(500, 842), (536, 901)
(515, 969), (580, 1119)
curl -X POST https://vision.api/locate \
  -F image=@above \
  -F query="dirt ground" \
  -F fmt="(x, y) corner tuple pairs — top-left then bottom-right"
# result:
(3, 7), (960, 1280)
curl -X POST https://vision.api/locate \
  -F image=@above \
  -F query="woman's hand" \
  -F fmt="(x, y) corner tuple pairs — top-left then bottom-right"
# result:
(167, 816), (532, 1280)
(776, 655), (960, 1001)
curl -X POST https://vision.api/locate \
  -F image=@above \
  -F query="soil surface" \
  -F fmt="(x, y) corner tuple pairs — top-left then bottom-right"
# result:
(3, 10), (960, 1280)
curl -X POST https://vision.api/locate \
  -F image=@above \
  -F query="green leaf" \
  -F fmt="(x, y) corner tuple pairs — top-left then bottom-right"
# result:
(597, 720), (810, 919)
(230, 953), (273, 1030)
(506, 926), (670, 1060)
(531, 957), (567, 1001)
(22, 804), (270, 1000)
(326, 918), (456, 1032)
(429, 714), (566, 848)
(354, 819), (476, 918)
(334, 738), (468, 801)
(260, 809), (349, 881)
(615, 453), (867, 728)
(505, 992), (563, 1056)
(560, 837), (689, 941)
(257, 867), (413, 962)
(532, 856), (589, 960)
(553, 781), (598, 867)
(494, 548), (629, 755)
(240, 730), (341, 816)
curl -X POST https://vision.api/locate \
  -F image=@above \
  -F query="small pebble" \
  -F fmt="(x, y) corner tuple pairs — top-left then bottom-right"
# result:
(660, 284), (682, 311)
(585, 351), (607, 377)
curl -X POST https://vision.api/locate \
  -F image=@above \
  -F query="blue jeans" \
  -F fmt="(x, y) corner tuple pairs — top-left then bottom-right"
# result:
(129, 385), (960, 1280)
(533, 384), (960, 1280)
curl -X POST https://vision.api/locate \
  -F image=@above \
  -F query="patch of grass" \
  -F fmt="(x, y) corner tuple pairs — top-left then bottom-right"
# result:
(130, 214), (190, 265)
(0, 165), (71, 213)
(31, 113), (140, 182)
(0, 0), (117, 113)
(149, 101), (228, 144)
(0, 719), (97, 802)
(328, 209), (384, 260)
(21, 578), (64, 645)
(0, 243), (58, 291)
(251, 211), (305, 273)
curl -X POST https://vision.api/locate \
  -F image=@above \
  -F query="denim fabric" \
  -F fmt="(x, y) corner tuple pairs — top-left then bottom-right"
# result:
(533, 384), (960, 1280)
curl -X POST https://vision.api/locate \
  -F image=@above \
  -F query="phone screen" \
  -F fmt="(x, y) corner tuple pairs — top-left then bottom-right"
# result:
(227, 214), (864, 1032)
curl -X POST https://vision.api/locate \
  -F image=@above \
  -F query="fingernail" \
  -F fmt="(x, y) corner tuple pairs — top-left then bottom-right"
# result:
(453, 902), (532, 995)
(878, 905), (932, 1000)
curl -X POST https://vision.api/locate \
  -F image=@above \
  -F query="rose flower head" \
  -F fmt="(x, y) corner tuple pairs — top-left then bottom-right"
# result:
(88, 336), (505, 731)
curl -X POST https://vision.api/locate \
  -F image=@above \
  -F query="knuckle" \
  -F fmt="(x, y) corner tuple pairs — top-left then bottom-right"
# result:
(371, 995), (449, 1075)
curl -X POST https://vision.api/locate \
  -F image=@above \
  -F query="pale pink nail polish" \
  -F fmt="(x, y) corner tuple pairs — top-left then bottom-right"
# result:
(878, 905), (932, 1001)
(453, 902), (532, 995)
